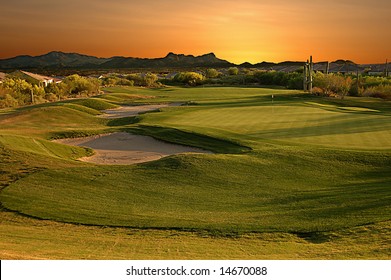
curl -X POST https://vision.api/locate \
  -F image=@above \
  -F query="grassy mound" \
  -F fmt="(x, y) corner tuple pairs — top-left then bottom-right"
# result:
(2, 148), (390, 232)
(97, 92), (151, 103)
(63, 104), (102, 115)
(75, 98), (118, 111)
(0, 134), (91, 159)
(127, 125), (250, 154)
(0, 105), (109, 138)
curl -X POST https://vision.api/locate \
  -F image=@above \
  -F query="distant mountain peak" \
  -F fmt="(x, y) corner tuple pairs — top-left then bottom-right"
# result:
(202, 52), (216, 57)
(332, 59), (356, 65)
(165, 52), (176, 57)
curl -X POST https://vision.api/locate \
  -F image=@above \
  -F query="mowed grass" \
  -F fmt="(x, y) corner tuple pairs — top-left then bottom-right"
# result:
(2, 150), (390, 232)
(1, 86), (390, 259)
(1, 211), (389, 260)
(0, 99), (113, 138)
(136, 96), (391, 150)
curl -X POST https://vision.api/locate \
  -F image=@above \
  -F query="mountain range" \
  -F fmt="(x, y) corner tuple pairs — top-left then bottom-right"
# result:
(0, 51), (234, 70)
(0, 51), (386, 72)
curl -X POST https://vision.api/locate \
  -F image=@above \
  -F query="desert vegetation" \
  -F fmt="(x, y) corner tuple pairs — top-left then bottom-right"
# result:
(1, 68), (390, 109)
(0, 74), (100, 108)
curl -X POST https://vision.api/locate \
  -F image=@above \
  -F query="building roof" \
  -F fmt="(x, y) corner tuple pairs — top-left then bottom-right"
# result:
(20, 70), (54, 81)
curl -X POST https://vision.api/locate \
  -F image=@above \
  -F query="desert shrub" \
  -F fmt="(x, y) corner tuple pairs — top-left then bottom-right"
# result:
(339, 76), (353, 99)
(143, 73), (158, 87)
(311, 87), (324, 96)
(271, 71), (287, 85)
(363, 85), (391, 100)
(205, 68), (220, 78)
(218, 74), (246, 85)
(118, 78), (134, 86)
(101, 76), (120, 86)
(313, 73), (352, 98)
(228, 67), (239, 75)
(45, 82), (62, 96)
(45, 93), (59, 102)
(62, 74), (100, 96)
(102, 75), (135, 87)
(362, 76), (391, 88)
(1, 78), (34, 105)
(252, 71), (302, 89)
(173, 72), (205, 86)
(126, 74), (144, 86)
(253, 70), (275, 85)
(286, 72), (304, 89)
(0, 94), (19, 108)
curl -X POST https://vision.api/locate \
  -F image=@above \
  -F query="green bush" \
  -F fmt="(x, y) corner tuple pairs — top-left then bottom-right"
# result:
(252, 71), (303, 89)
(205, 68), (220, 78)
(228, 67), (239, 75)
(126, 74), (144, 86)
(143, 73), (158, 87)
(62, 74), (100, 96)
(173, 72), (205, 86)
(286, 73), (304, 89)
(0, 93), (19, 108)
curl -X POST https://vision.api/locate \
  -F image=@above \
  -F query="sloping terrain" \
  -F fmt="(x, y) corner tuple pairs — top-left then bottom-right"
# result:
(0, 87), (390, 259)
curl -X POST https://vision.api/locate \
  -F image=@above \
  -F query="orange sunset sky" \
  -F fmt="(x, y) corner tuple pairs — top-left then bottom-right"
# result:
(1, 0), (390, 63)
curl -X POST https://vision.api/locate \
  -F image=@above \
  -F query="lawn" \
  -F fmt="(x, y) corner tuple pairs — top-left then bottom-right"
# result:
(0, 86), (390, 259)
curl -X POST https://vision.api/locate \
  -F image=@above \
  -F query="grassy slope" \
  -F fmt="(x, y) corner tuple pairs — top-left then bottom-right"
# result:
(2, 151), (390, 232)
(1, 86), (390, 259)
(1, 211), (389, 260)
(0, 105), (108, 138)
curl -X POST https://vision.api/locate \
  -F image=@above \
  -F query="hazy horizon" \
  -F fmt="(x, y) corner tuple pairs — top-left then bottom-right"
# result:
(1, 0), (390, 64)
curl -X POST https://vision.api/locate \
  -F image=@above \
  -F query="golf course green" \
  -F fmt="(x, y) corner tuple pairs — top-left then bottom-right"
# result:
(0, 86), (390, 259)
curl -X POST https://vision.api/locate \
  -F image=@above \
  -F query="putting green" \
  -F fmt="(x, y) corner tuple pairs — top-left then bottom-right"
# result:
(140, 104), (391, 150)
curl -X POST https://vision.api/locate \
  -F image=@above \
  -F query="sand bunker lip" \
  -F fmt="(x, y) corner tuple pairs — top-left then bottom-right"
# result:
(56, 103), (211, 165)
(100, 103), (183, 119)
(56, 132), (211, 165)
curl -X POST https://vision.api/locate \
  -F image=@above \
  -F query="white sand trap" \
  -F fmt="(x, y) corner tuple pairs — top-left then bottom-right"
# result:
(100, 103), (182, 119)
(57, 132), (211, 165)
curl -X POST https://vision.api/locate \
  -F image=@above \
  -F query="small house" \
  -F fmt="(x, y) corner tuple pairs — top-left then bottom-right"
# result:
(10, 70), (61, 87)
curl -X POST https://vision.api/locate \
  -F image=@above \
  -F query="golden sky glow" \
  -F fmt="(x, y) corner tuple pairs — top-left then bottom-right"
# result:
(0, 0), (390, 63)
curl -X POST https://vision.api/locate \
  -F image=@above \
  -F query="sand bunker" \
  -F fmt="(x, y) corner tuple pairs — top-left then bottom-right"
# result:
(56, 103), (210, 164)
(57, 132), (211, 165)
(100, 103), (182, 119)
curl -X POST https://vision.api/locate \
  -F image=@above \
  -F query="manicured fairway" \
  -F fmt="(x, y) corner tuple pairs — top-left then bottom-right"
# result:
(0, 86), (390, 259)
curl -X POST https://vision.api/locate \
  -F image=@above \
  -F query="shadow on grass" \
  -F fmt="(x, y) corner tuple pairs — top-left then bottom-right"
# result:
(106, 116), (140, 127)
(125, 125), (251, 154)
